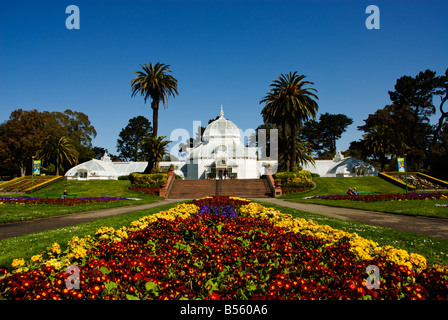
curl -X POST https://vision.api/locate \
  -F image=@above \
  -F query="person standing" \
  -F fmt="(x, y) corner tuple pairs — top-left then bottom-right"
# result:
(218, 170), (223, 180)
(224, 169), (228, 179)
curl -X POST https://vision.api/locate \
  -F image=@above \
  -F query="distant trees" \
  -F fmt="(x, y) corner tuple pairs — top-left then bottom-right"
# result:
(0, 109), (47, 176)
(117, 116), (153, 161)
(0, 109), (98, 177)
(131, 62), (178, 138)
(260, 72), (319, 171)
(354, 68), (447, 176)
(300, 113), (353, 158)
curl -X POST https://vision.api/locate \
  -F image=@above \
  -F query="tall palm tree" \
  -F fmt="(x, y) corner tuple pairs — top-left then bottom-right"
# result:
(37, 136), (79, 176)
(141, 135), (171, 173)
(131, 62), (178, 137)
(260, 72), (319, 171)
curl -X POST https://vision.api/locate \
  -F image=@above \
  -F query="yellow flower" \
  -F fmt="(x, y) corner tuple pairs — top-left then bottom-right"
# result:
(49, 242), (62, 255)
(11, 258), (25, 268)
(31, 254), (42, 262)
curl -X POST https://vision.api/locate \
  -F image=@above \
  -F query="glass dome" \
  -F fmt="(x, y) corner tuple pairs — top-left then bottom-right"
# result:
(202, 107), (240, 142)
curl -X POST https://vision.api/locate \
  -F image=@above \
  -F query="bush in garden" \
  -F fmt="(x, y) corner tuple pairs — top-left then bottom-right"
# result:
(275, 171), (313, 188)
(129, 173), (167, 188)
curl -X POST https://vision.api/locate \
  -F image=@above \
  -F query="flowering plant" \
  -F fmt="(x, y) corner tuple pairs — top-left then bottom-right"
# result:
(194, 205), (238, 219)
(1, 196), (447, 300)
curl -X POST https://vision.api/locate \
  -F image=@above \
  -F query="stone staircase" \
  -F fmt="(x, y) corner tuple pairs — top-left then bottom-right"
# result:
(167, 179), (273, 199)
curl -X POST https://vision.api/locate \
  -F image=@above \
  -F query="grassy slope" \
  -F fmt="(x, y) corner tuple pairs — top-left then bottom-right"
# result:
(0, 180), (162, 223)
(280, 177), (448, 219)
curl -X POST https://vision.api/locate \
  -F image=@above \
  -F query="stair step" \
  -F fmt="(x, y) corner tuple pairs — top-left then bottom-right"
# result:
(167, 179), (272, 199)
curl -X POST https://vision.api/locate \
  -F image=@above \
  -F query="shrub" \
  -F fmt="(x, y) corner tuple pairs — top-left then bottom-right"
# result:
(275, 171), (313, 188)
(129, 173), (167, 188)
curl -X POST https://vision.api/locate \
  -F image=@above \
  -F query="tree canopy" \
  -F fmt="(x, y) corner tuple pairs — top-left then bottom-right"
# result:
(0, 109), (98, 177)
(131, 62), (178, 137)
(117, 116), (153, 161)
(260, 71), (319, 171)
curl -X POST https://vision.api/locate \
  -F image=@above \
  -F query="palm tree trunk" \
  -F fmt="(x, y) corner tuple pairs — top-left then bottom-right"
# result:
(281, 122), (290, 171)
(20, 160), (25, 177)
(380, 154), (386, 172)
(291, 122), (297, 171)
(152, 100), (159, 137)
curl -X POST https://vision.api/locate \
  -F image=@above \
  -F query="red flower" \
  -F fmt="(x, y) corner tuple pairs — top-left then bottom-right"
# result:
(207, 292), (220, 300)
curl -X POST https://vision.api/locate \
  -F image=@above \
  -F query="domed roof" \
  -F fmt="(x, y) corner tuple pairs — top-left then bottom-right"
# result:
(203, 106), (241, 142)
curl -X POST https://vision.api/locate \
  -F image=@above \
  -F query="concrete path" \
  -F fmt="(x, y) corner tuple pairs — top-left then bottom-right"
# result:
(252, 198), (448, 241)
(0, 199), (183, 240)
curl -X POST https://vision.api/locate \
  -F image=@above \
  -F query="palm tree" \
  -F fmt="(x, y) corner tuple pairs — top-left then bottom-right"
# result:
(260, 72), (319, 171)
(278, 133), (316, 171)
(362, 124), (404, 172)
(37, 136), (79, 176)
(141, 135), (172, 173)
(131, 62), (178, 137)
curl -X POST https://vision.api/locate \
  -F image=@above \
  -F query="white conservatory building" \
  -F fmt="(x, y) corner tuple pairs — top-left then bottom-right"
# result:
(302, 151), (378, 177)
(64, 107), (377, 180)
(65, 152), (147, 180)
(179, 107), (277, 179)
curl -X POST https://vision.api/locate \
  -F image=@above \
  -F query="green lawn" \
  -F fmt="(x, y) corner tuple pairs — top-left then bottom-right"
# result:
(281, 177), (448, 219)
(282, 176), (405, 198)
(0, 180), (162, 223)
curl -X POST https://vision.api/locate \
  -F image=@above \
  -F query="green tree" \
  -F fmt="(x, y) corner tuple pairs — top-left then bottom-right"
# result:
(0, 109), (47, 176)
(43, 109), (97, 147)
(37, 136), (79, 176)
(301, 113), (353, 157)
(260, 72), (319, 171)
(141, 135), (172, 172)
(117, 116), (153, 161)
(388, 68), (448, 169)
(131, 62), (178, 137)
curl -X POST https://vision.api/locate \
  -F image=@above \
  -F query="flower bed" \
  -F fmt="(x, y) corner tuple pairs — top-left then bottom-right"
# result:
(308, 193), (448, 202)
(0, 197), (135, 206)
(1, 196), (447, 300)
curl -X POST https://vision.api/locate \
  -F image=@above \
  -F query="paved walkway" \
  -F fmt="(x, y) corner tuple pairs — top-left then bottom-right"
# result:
(0, 199), (183, 240)
(1, 198), (447, 241)
(253, 198), (448, 241)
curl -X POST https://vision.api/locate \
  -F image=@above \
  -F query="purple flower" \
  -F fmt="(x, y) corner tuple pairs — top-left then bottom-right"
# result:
(194, 205), (238, 219)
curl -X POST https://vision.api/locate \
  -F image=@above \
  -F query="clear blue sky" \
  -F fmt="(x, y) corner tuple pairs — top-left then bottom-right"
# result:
(1, 0), (447, 158)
